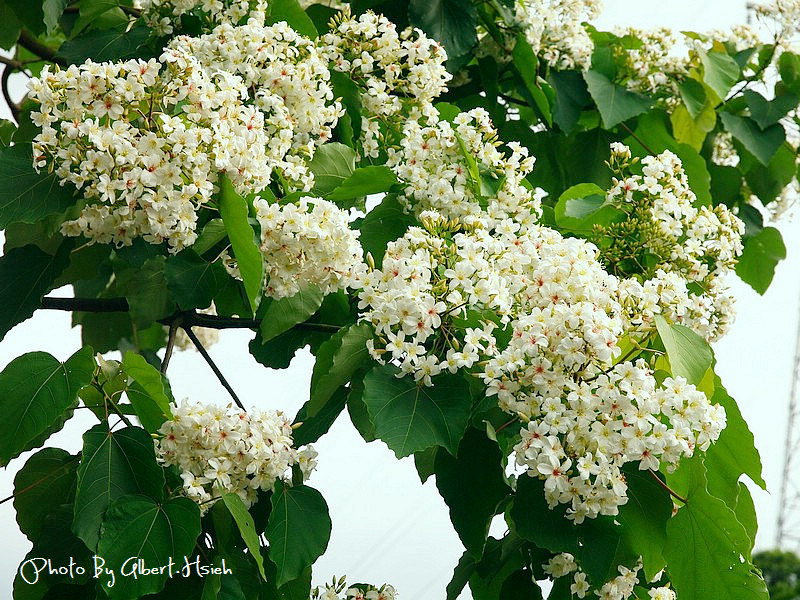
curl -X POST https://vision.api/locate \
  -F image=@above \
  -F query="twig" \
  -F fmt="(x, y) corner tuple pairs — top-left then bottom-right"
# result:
(17, 30), (64, 66)
(1, 66), (19, 121)
(619, 122), (658, 156)
(649, 469), (688, 505)
(182, 324), (245, 411)
(161, 317), (181, 373)
(0, 459), (77, 505)
(0, 56), (22, 69)
(495, 417), (519, 434)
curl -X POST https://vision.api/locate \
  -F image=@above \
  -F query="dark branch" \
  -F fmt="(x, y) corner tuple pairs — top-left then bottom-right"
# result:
(41, 296), (130, 312)
(1, 66), (19, 121)
(17, 30), (65, 66)
(182, 325), (245, 411)
(161, 317), (181, 374)
(649, 469), (688, 505)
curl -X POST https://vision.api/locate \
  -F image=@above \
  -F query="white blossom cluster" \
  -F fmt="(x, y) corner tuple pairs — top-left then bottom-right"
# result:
(544, 554), (676, 600)
(155, 400), (316, 511)
(170, 16), (342, 190)
(28, 50), (273, 251)
(312, 577), (397, 600)
(321, 9), (451, 157)
(136, 0), (266, 35)
(604, 144), (745, 340)
(254, 197), (366, 300)
(513, 0), (601, 70)
(509, 361), (725, 520)
(387, 108), (542, 227)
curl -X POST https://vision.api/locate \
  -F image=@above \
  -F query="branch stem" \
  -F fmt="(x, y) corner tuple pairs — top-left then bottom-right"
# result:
(182, 324), (245, 411)
(649, 469), (688, 504)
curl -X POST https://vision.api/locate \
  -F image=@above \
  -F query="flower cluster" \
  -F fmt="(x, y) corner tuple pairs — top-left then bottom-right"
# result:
(509, 361), (726, 520)
(28, 50), (273, 251)
(155, 400), (316, 510)
(170, 16), (342, 190)
(544, 554), (675, 600)
(136, 0), (266, 35)
(312, 577), (397, 600)
(321, 9), (451, 157)
(388, 108), (542, 227)
(600, 144), (744, 340)
(254, 197), (366, 300)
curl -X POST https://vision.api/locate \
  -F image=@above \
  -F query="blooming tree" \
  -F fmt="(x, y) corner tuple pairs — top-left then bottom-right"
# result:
(0, 0), (795, 598)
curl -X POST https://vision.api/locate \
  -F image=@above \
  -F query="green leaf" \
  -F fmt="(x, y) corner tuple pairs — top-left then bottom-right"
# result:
(14, 448), (78, 541)
(554, 183), (622, 233)
(703, 376), (766, 504)
(73, 424), (165, 550)
(125, 257), (174, 328)
(292, 386), (348, 446)
(617, 468), (672, 580)
(309, 143), (357, 196)
(0, 5), (21, 49)
(326, 166), (398, 207)
(259, 286), (324, 343)
(434, 428), (510, 557)
(0, 145), (77, 228)
(0, 347), (94, 466)
(779, 51), (800, 94)
(165, 250), (227, 310)
(221, 493), (266, 580)
(745, 143), (796, 205)
(122, 351), (173, 433)
(547, 70), (590, 134)
(735, 483), (758, 555)
(679, 78), (708, 119)
(654, 315), (713, 385)
(219, 175), (263, 314)
(4, 0), (44, 34)
(193, 219), (228, 256)
(408, 0), (477, 64)
(330, 70), (362, 145)
(265, 0), (317, 38)
(358, 194), (415, 268)
(735, 226), (786, 294)
(361, 364), (472, 458)
(664, 461), (769, 600)
(744, 89), (798, 129)
(583, 70), (651, 129)
(250, 326), (318, 370)
(512, 35), (551, 127)
(308, 323), (372, 416)
(43, 0), (68, 33)
(57, 25), (153, 64)
(670, 102), (716, 151)
(265, 484), (332, 587)
(720, 112), (784, 166)
(97, 495), (201, 600)
(0, 241), (71, 341)
(700, 50), (740, 99)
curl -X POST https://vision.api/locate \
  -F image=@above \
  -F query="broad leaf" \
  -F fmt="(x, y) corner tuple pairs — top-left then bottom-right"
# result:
(0, 241), (71, 341)
(97, 495), (201, 599)
(548, 70), (590, 134)
(744, 89), (798, 130)
(165, 250), (227, 310)
(434, 428), (510, 557)
(700, 50), (740, 99)
(554, 183), (622, 233)
(259, 286), (324, 343)
(654, 315), (713, 385)
(308, 322), (372, 416)
(43, 0), (68, 33)
(720, 112), (784, 166)
(125, 257), (174, 328)
(361, 364), (472, 458)
(358, 194), (415, 267)
(309, 143), (356, 196)
(221, 493), (266, 580)
(330, 70), (362, 145)
(73, 424), (165, 550)
(292, 386), (348, 446)
(265, 484), (332, 587)
(14, 448), (78, 541)
(122, 351), (173, 433)
(735, 226), (786, 294)
(0, 347), (94, 466)
(326, 166), (398, 208)
(583, 70), (651, 129)
(408, 0), (477, 64)
(513, 35), (551, 126)
(679, 78), (707, 119)
(265, 0), (317, 38)
(57, 26), (153, 64)
(219, 175), (263, 314)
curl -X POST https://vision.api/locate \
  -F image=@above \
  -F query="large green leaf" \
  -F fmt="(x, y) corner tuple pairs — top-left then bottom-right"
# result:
(14, 448), (78, 541)
(583, 70), (651, 129)
(326, 166), (398, 208)
(358, 194), (415, 267)
(0, 4), (22, 49)
(309, 143), (357, 195)
(57, 25), (153, 64)
(720, 112), (784, 166)
(700, 50), (740, 99)
(96, 495), (201, 599)
(547, 70), (590, 134)
(221, 493), (266, 580)
(512, 35), (551, 127)
(679, 78), (708, 119)
(265, 484), (332, 587)
(4, 0), (44, 34)
(164, 249), (227, 310)
(408, 0), (477, 64)
(73, 424), (165, 550)
(265, 0), (317, 38)
(554, 183), (622, 233)
(122, 351), (173, 433)
(0, 137), (76, 230)
(259, 286), (325, 343)
(745, 143), (796, 205)
(434, 428), (510, 557)
(219, 175), (263, 314)
(744, 90), (799, 130)
(361, 364), (472, 458)
(664, 461), (769, 600)
(0, 241), (71, 341)
(292, 386), (348, 446)
(735, 226), (786, 294)
(125, 256), (175, 328)
(0, 347), (94, 466)
(654, 315), (713, 385)
(308, 322), (372, 416)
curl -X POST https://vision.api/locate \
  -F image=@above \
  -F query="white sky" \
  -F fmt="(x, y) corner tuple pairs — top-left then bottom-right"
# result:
(1, 1), (798, 599)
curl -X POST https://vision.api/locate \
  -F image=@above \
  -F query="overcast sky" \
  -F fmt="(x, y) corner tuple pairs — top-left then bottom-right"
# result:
(1, 1), (798, 599)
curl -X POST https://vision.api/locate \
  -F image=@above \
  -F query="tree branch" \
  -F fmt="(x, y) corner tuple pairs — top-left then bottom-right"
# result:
(1, 66), (19, 121)
(17, 30), (65, 66)
(161, 317), (181, 374)
(182, 324), (246, 411)
(649, 469), (688, 505)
